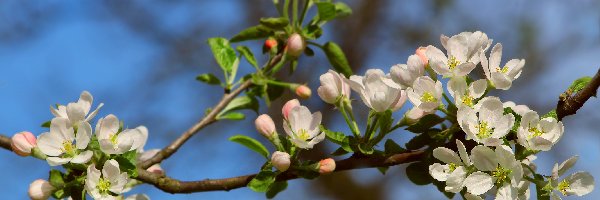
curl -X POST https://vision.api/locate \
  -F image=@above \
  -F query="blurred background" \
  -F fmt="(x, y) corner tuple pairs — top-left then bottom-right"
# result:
(1, 0), (599, 199)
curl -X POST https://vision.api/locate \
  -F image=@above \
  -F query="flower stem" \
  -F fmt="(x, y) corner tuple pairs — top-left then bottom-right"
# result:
(338, 100), (360, 137)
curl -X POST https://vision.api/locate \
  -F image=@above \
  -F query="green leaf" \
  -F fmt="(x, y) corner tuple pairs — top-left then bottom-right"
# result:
(49, 169), (65, 188)
(334, 2), (352, 17)
(259, 17), (289, 29)
(217, 112), (245, 120)
(377, 167), (389, 175)
(229, 135), (270, 159)
(315, 2), (337, 21)
(41, 120), (51, 128)
(321, 126), (352, 152)
(115, 150), (138, 177)
(405, 114), (444, 133)
(384, 139), (406, 155)
(266, 181), (288, 199)
(207, 38), (237, 74)
(331, 147), (350, 156)
(568, 76), (592, 93)
(378, 110), (393, 134)
(196, 73), (221, 85)
(236, 46), (259, 69)
(358, 143), (374, 155)
(542, 109), (558, 120)
(406, 162), (433, 185)
(52, 189), (68, 199)
(405, 132), (432, 150)
(303, 24), (323, 40)
(304, 46), (315, 56)
(230, 25), (272, 43)
(219, 96), (260, 115)
(248, 170), (277, 192)
(323, 42), (353, 77)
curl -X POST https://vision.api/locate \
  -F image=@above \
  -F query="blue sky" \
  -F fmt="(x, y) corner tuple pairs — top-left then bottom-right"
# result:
(1, 0), (599, 199)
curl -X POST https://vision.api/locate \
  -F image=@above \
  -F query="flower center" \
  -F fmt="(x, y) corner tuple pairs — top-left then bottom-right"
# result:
(448, 163), (458, 172)
(447, 56), (461, 70)
(461, 94), (474, 107)
(527, 126), (544, 139)
(496, 65), (509, 73)
(96, 177), (112, 195)
(109, 133), (119, 146)
(61, 140), (76, 157)
(297, 129), (310, 141)
(492, 165), (512, 185)
(421, 92), (437, 103)
(476, 121), (493, 139)
(558, 179), (570, 195)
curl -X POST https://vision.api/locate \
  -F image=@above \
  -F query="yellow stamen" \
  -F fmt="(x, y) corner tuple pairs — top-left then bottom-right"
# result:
(297, 129), (310, 141)
(421, 92), (437, 103)
(476, 122), (493, 139)
(492, 165), (513, 185)
(447, 56), (461, 70)
(496, 65), (509, 73)
(461, 95), (474, 107)
(97, 178), (111, 194)
(558, 179), (570, 195)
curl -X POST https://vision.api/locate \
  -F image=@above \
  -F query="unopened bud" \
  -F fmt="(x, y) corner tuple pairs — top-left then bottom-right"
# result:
(255, 114), (276, 138)
(318, 158), (336, 174)
(317, 70), (351, 104)
(11, 131), (37, 156)
(282, 99), (300, 120)
(271, 151), (291, 172)
(286, 33), (305, 57)
(28, 179), (54, 200)
(147, 164), (164, 176)
(264, 38), (278, 50)
(415, 46), (428, 66)
(403, 107), (432, 125)
(294, 85), (312, 99)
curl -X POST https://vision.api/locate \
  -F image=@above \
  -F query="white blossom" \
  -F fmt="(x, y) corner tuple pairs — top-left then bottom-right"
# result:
(457, 97), (514, 146)
(390, 54), (425, 88)
(96, 114), (147, 154)
(448, 77), (487, 108)
(283, 105), (324, 149)
(37, 117), (93, 166)
(469, 145), (523, 195)
(50, 91), (103, 127)
(481, 43), (525, 90)
(406, 76), (443, 112)
(86, 159), (128, 200)
(347, 69), (406, 112)
(548, 156), (594, 198)
(516, 110), (563, 151)
(317, 70), (351, 104)
(430, 140), (489, 194)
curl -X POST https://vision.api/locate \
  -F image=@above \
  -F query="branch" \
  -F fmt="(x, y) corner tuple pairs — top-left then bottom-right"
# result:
(556, 68), (600, 121)
(135, 151), (425, 193)
(0, 134), (11, 151)
(140, 54), (283, 169)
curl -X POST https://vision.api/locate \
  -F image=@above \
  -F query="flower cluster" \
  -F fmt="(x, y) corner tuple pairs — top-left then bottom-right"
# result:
(11, 91), (155, 200)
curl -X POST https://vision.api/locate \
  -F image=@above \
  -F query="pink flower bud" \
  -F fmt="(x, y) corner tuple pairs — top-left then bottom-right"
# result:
(28, 179), (54, 200)
(286, 33), (305, 57)
(317, 70), (351, 104)
(295, 85), (312, 99)
(282, 99), (300, 120)
(264, 38), (278, 50)
(255, 114), (276, 138)
(271, 151), (291, 172)
(11, 131), (37, 156)
(147, 164), (164, 176)
(404, 107), (432, 124)
(415, 46), (428, 66)
(318, 158), (336, 174)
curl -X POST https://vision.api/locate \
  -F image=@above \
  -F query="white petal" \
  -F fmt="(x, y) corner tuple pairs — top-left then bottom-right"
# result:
(37, 132), (64, 156)
(86, 103), (104, 122)
(456, 140), (471, 166)
(558, 156), (579, 177)
(66, 102), (86, 124)
(71, 150), (93, 164)
(76, 121), (92, 149)
(103, 159), (121, 182)
(491, 72), (512, 90)
(445, 166), (467, 193)
(465, 193), (484, 200)
(47, 157), (71, 166)
(50, 117), (74, 140)
(433, 147), (462, 164)
(470, 79), (488, 99)
(464, 171), (494, 195)
(429, 163), (450, 181)
(454, 62), (476, 77)
(496, 183), (517, 200)
(98, 114), (120, 139)
(564, 171), (595, 196)
(471, 146), (497, 171)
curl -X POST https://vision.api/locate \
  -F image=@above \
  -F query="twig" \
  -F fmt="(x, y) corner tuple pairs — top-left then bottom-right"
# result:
(135, 151), (425, 193)
(556, 68), (600, 121)
(140, 54), (283, 169)
(0, 134), (11, 151)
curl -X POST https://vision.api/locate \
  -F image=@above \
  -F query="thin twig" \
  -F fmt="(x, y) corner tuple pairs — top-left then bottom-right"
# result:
(0, 134), (11, 151)
(135, 151), (424, 193)
(556, 68), (600, 121)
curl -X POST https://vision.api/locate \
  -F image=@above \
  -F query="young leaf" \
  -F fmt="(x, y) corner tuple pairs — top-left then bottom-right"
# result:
(303, 24), (323, 40)
(259, 17), (289, 29)
(49, 169), (65, 188)
(230, 25), (272, 43)
(406, 161), (433, 185)
(405, 132), (432, 150)
(196, 73), (221, 85)
(315, 2), (337, 21)
(405, 114), (444, 133)
(115, 150), (138, 177)
(323, 42), (353, 77)
(248, 170), (277, 192)
(266, 181), (288, 199)
(334, 2), (352, 17)
(321, 126), (352, 152)
(331, 147), (350, 156)
(41, 120), (51, 128)
(384, 139), (406, 155)
(207, 38), (237, 74)
(219, 96), (259, 115)
(567, 76), (592, 94)
(217, 112), (245, 121)
(236, 46), (259, 69)
(229, 135), (270, 159)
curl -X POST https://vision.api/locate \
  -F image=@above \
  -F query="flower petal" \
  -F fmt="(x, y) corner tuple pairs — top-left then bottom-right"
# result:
(471, 146), (497, 171)
(71, 150), (93, 164)
(464, 171), (493, 195)
(433, 147), (462, 165)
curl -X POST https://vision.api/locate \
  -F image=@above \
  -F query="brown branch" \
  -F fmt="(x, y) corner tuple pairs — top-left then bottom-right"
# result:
(0, 134), (11, 151)
(135, 150), (425, 193)
(556, 68), (600, 121)
(140, 54), (283, 169)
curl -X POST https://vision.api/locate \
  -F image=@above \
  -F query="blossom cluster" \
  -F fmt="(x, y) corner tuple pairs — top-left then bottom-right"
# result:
(11, 91), (157, 200)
